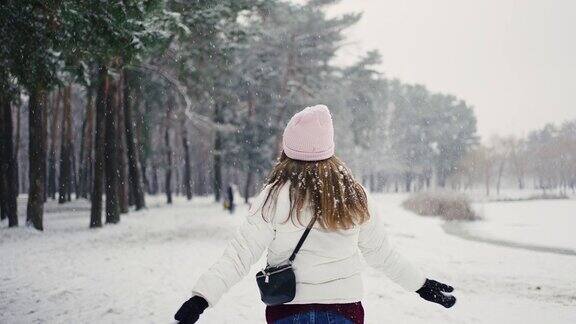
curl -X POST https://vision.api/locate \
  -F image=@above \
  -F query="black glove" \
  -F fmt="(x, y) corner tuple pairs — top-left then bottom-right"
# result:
(174, 296), (208, 324)
(416, 279), (456, 308)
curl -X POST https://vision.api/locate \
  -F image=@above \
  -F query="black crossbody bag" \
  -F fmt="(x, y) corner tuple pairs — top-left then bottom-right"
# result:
(255, 216), (317, 306)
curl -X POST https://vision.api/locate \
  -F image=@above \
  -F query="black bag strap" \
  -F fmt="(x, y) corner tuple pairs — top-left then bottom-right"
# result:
(288, 216), (317, 262)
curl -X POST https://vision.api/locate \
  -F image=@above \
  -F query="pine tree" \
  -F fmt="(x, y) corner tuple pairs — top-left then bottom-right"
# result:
(122, 69), (146, 209)
(90, 66), (108, 228)
(0, 76), (18, 227)
(58, 86), (73, 203)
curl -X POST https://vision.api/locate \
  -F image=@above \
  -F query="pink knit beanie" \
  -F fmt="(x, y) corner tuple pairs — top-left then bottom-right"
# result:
(282, 104), (334, 161)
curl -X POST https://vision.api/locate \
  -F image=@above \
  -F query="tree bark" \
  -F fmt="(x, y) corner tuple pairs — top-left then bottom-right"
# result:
(0, 99), (6, 221)
(122, 69), (145, 209)
(48, 89), (61, 200)
(164, 97), (173, 204)
(404, 172), (413, 192)
(181, 118), (192, 201)
(243, 170), (253, 204)
(151, 163), (158, 195)
(77, 85), (92, 199)
(213, 104), (223, 202)
(71, 142), (77, 200)
(116, 78), (129, 214)
(484, 164), (492, 197)
(90, 66), (108, 228)
(26, 87), (47, 231)
(104, 77), (120, 224)
(82, 86), (95, 199)
(496, 160), (505, 196)
(14, 102), (21, 194)
(77, 115), (87, 198)
(0, 95), (18, 226)
(58, 86), (72, 203)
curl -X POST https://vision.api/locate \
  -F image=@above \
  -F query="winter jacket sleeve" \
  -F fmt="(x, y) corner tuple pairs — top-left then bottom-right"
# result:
(191, 186), (275, 306)
(358, 191), (426, 292)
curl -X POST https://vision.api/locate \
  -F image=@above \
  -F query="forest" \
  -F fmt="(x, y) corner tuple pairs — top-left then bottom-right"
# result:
(1, 0), (575, 231)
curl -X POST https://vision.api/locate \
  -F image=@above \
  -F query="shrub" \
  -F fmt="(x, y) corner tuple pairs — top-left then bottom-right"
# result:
(402, 191), (480, 221)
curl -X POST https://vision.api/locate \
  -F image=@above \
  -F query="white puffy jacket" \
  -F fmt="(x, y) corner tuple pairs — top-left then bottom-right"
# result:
(192, 183), (425, 306)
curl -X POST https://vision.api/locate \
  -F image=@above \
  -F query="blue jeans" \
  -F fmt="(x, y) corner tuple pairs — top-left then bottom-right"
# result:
(273, 310), (354, 324)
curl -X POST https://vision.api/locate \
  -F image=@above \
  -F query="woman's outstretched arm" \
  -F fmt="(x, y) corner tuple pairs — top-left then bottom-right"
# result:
(357, 193), (426, 292)
(191, 190), (275, 306)
(358, 191), (456, 308)
(175, 209), (274, 324)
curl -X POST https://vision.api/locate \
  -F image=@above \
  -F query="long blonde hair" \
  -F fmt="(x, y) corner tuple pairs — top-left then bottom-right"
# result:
(261, 152), (370, 231)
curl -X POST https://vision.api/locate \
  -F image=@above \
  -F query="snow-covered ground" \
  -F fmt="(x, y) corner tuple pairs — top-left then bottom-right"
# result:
(1, 194), (575, 323)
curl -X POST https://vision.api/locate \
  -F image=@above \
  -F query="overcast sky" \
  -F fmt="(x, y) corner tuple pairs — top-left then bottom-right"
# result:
(325, 0), (576, 139)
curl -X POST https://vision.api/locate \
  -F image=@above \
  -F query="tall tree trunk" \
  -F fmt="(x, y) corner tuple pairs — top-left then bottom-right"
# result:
(77, 88), (89, 198)
(116, 79), (129, 214)
(243, 94), (256, 204)
(104, 77), (120, 224)
(71, 142), (77, 200)
(14, 101), (21, 194)
(244, 170), (253, 204)
(122, 69), (145, 209)
(81, 86), (94, 199)
(43, 96), (48, 203)
(90, 66), (108, 228)
(496, 160), (505, 196)
(213, 104), (223, 202)
(0, 95), (18, 226)
(77, 117), (87, 198)
(139, 143), (150, 195)
(213, 132), (222, 202)
(181, 118), (192, 201)
(48, 89), (61, 200)
(141, 157), (150, 194)
(26, 86), (47, 231)
(164, 97), (173, 204)
(151, 163), (158, 195)
(0, 100), (6, 221)
(174, 163), (181, 196)
(484, 164), (492, 197)
(137, 100), (153, 195)
(58, 86), (72, 204)
(404, 172), (413, 192)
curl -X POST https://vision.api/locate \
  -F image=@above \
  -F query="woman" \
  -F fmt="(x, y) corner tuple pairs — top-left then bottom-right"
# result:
(175, 105), (456, 324)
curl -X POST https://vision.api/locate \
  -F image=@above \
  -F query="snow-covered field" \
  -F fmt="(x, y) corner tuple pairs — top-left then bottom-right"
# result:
(465, 200), (576, 252)
(1, 194), (575, 324)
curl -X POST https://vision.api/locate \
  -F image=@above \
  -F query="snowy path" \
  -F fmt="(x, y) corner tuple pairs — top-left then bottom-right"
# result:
(1, 195), (575, 323)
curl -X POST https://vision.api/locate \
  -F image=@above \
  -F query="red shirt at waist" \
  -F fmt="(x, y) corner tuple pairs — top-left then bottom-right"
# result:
(266, 302), (364, 324)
